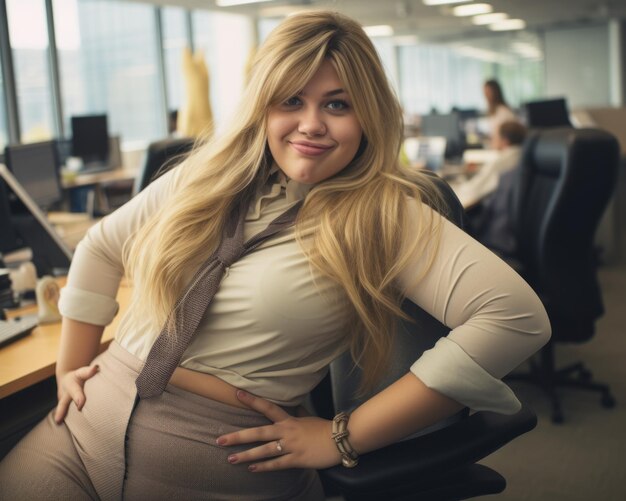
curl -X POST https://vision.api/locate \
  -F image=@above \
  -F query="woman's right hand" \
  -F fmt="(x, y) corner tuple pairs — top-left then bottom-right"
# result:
(54, 364), (99, 424)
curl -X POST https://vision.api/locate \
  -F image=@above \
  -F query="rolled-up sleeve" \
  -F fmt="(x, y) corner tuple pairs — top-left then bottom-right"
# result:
(59, 167), (183, 326)
(398, 200), (551, 413)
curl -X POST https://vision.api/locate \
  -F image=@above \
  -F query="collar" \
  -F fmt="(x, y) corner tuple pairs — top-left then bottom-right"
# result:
(247, 165), (314, 220)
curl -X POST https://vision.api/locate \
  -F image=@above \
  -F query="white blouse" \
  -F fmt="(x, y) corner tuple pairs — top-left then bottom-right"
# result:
(59, 166), (550, 411)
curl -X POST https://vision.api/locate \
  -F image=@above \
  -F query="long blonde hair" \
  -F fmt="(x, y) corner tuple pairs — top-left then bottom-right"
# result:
(126, 11), (444, 390)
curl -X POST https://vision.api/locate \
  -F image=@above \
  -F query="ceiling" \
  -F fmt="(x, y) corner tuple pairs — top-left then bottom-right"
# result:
(135, 0), (626, 41)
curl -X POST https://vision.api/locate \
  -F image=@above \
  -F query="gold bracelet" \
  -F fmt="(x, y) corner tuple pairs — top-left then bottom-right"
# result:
(331, 412), (359, 468)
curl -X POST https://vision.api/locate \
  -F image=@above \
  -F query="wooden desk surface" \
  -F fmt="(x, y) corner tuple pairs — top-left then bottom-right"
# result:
(0, 281), (131, 399)
(61, 166), (138, 189)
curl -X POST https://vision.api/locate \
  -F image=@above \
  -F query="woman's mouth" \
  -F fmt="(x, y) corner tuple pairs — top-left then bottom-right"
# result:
(289, 141), (333, 156)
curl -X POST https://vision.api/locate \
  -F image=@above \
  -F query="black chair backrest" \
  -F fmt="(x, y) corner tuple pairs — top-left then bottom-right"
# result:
(327, 172), (467, 431)
(511, 127), (619, 341)
(134, 137), (195, 194)
(522, 98), (572, 128)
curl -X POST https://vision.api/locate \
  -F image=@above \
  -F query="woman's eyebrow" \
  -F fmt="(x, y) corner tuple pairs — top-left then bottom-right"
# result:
(324, 88), (346, 97)
(298, 88), (347, 97)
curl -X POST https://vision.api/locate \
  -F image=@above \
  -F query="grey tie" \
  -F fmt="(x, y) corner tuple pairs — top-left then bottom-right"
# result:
(135, 198), (302, 399)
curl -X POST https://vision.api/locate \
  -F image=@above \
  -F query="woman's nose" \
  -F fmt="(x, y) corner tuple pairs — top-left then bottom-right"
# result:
(297, 109), (326, 136)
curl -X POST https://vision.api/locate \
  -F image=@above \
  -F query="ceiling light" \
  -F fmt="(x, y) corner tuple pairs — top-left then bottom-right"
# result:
(423, 0), (472, 5)
(452, 3), (493, 17)
(453, 45), (512, 64)
(472, 12), (508, 25)
(259, 5), (315, 17)
(363, 25), (394, 37)
(216, 0), (273, 7)
(489, 19), (526, 31)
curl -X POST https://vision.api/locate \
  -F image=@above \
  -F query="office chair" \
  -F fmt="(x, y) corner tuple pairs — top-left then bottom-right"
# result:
(506, 127), (619, 423)
(522, 98), (572, 128)
(133, 137), (195, 195)
(313, 173), (538, 500)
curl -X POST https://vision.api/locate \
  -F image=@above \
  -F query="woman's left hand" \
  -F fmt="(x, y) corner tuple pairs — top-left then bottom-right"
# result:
(216, 390), (342, 472)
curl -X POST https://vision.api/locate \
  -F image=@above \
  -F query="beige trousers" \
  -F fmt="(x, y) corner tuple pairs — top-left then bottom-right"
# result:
(0, 342), (324, 501)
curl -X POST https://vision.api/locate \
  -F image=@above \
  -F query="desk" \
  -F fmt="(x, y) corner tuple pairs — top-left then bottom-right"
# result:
(408, 148), (500, 210)
(60, 165), (138, 189)
(447, 173), (497, 209)
(61, 165), (139, 214)
(0, 280), (131, 399)
(47, 212), (100, 250)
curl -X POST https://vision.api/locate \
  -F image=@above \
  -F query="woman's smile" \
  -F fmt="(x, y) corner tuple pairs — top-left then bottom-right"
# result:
(289, 140), (334, 156)
(267, 60), (362, 185)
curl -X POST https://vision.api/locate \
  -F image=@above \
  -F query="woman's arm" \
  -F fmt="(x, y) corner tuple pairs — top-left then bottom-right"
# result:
(54, 318), (104, 423)
(217, 200), (550, 470)
(53, 167), (185, 422)
(216, 376), (461, 471)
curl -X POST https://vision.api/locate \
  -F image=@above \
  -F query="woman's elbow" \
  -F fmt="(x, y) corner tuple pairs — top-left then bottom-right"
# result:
(532, 301), (552, 352)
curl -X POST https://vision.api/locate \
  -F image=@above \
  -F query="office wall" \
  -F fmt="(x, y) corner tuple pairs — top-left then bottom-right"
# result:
(609, 19), (626, 106)
(545, 24), (611, 108)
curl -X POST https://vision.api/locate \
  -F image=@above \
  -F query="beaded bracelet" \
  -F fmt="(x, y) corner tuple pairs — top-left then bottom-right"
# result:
(331, 412), (359, 468)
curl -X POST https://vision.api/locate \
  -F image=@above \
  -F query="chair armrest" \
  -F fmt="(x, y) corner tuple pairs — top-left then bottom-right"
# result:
(319, 403), (536, 494)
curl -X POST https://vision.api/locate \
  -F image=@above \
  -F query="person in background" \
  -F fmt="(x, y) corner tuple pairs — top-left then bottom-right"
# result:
(469, 121), (528, 256)
(483, 79), (518, 148)
(0, 12), (550, 501)
(460, 120), (527, 205)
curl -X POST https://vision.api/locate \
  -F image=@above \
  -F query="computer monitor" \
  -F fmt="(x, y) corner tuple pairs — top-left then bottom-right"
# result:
(0, 180), (22, 255)
(0, 164), (72, 276)
(420, 112), (466, 159)
(71, 114), (110, 165)
(523, 98), (572, 128)
(4, 141), (63, 211)
(404, 136), (447, 172)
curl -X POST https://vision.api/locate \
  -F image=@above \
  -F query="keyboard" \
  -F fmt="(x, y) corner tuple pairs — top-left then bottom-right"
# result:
(0, 315), (39, 348)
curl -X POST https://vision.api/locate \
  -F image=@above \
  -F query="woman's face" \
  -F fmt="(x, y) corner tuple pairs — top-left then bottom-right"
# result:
(266, 60), (363, 185)
(483, 84), (495, 104)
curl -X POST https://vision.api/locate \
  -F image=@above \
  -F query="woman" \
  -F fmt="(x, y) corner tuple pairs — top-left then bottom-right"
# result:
(484, 79), (518, 147)
(0, 11), (550, 501)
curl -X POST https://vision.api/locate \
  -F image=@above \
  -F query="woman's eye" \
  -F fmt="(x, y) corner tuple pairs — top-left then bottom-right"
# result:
(326, 100), (349, 111)
(283, 96), (302, 107)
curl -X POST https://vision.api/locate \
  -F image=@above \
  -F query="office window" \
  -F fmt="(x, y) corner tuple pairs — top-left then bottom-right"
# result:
(192, 10), (254, 133)
(371, 38), (399, 93)
(398, 34), (544, 118)
(399, 44), (490, 117)
(257, 17), (281, 44)
(53, 0), (166, 145)
(161, 6), (189, 114)
(0, 68), (8, 150)
(496, 59), (544, 110)
(465, 33), (545, 110)
(6, 0), (56, 143)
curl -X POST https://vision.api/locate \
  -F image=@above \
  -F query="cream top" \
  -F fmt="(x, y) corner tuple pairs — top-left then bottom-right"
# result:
(489, 104), (518, 141)
(59, 166), (550, 411)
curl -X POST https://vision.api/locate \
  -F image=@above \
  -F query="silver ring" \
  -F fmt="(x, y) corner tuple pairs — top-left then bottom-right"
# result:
(275, 440), (284, 454)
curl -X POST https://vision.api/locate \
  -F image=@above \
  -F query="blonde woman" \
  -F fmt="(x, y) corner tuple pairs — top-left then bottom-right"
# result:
(0, 11), (550, 501)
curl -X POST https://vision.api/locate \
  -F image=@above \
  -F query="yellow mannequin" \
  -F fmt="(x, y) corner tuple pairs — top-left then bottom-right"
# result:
(177, 48), (214, 138)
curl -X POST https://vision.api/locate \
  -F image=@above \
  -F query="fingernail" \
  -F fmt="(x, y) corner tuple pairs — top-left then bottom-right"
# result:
(227, 455), (237, 464)
(95, 365), (100, 371)
(216, 437), (226, 446)
(248, 465), (257, 472)
(236, 390), (248, 399)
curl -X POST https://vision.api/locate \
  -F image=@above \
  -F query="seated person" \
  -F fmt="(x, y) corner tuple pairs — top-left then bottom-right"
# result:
(458, 121), (527, 205)
(468, 122), (528, 256)
(0, 12), (549, 501)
